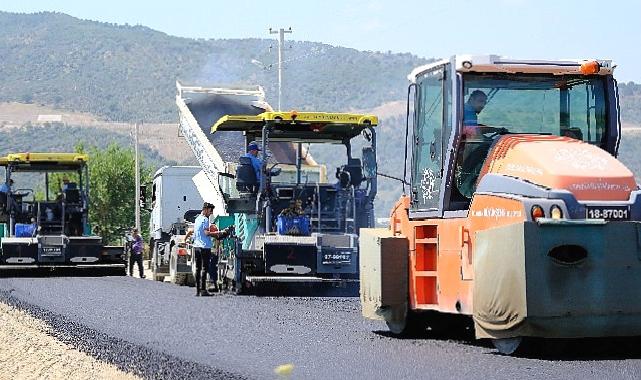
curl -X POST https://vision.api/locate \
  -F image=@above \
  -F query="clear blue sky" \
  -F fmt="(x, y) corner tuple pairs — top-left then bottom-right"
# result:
(3, 0), (640, 82)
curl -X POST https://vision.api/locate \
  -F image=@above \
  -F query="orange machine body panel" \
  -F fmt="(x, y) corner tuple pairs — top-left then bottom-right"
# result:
(390, 135), (637, 317)
(479, 136), (636, 201)
(391, 195), (526, 315)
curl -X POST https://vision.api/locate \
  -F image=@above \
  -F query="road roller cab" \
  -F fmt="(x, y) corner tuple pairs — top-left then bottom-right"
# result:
(359, 55), (641, 354)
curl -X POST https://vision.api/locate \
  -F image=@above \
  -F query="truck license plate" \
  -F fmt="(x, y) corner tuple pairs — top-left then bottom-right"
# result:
(322, 252), (351, 264)
(585, 205), (630, 220)
(42, 247), (62, 256)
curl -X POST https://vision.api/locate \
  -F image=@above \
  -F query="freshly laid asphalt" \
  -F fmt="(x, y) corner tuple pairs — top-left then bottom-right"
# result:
(1, 275), (641, 380)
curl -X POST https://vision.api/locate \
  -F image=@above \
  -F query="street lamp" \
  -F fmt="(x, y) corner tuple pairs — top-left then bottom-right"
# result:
(269, 27), (292, 111)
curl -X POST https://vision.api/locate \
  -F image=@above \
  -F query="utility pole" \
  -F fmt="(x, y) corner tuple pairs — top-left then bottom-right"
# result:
(269, 27), (292, 111)
(134, 122), (140, 232)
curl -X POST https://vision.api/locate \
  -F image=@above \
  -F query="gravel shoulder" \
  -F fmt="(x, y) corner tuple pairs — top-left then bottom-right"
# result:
(0, 300), (139, 380)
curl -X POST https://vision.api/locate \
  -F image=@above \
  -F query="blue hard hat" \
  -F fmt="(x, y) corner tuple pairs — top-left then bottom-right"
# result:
(247, 143), (262, 151)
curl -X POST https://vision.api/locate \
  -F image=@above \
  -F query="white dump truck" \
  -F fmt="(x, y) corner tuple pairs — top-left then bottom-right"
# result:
(148, 166), (205, 283)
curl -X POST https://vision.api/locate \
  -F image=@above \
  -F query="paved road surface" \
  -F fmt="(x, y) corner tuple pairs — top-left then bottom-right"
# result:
(1, 275), (640, 379)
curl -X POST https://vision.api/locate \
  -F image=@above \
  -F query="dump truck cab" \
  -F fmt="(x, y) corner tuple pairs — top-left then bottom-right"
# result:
(360, 55), (641, 354)
(212, 111), (378, 292)
(0, 153), (125, 271)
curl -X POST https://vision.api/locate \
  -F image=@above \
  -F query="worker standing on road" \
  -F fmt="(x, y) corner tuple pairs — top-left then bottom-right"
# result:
(129, 228), (145, 278)
(185, 202), (231, 296)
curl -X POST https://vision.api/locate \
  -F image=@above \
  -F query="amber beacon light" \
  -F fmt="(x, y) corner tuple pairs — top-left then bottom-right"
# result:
(580, 60), (600, 75)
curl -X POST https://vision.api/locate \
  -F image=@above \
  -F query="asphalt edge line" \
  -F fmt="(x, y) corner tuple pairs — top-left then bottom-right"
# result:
(0, 289), (249, 380)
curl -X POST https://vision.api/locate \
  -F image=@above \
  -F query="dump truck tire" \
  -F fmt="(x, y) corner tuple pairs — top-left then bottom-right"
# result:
(152, 265), (164, 282)
(168, 248), (186, 285)
(231, 279), (246, 295)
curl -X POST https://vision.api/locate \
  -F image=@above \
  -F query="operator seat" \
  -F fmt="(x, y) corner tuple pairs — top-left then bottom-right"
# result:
(336, 158), (363, 188)
(0, 191), (7, 212)
(62, 189), (83, 236)
(236, 156), (259, 193)
(64, 189), (81, 205)
(0, 192), (8, 223)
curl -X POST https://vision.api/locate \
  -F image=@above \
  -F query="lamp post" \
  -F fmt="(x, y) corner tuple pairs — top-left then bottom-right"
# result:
(268, 27), (292, 111)
(134, 122), (140, 233)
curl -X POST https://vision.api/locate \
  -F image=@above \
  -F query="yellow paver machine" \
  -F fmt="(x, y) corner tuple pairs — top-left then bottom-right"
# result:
(0, 153), (125, 273)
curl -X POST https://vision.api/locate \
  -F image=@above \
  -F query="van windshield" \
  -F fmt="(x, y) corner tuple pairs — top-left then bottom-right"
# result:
(462, 73), (608, 145)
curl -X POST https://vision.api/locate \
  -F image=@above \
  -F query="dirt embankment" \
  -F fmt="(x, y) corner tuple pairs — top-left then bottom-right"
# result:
(0, 301), (139, 380)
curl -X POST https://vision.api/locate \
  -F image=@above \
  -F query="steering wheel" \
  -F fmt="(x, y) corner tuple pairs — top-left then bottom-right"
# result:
(476, 126), (509, 140)
(267, 163), (282, 177)
(14, 188), (34, 200)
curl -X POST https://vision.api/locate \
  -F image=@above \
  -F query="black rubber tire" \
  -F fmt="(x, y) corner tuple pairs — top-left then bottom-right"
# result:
(492, 337), (523, 355)
(386, 310), (426, 337)
(151, 243), (164, 282)
(231, 279), (246, 295)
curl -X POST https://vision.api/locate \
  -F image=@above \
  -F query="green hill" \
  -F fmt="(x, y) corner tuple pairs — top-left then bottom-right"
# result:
(0, 11), (429, 122)
(2, 11), (640, 125)
(0, 123), (171, 168)
(618, 82), (641, 125)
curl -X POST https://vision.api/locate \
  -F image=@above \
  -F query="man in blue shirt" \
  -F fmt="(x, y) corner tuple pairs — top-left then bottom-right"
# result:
(0, 179), (18, 213)
(62, 177), (77, 191)
(463, 90), (488, 136)
(0, 179), (12, 195)
(185, 202), (231, 296)
(242, 142), (263, 182)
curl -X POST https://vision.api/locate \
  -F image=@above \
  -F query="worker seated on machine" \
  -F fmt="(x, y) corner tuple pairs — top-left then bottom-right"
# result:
(242, 142), (263, 182)
(62, 177), (77, 191)
(462, 90), (488, 139)
(455, 90), (491, 203)
(53, 189), (82, 236)
(277, 200), (311, 236)
(456, 90), (511, 203)
(0, 178), (20, 215)
(462, 89), (509, 140)
(235, 142), (264, 194)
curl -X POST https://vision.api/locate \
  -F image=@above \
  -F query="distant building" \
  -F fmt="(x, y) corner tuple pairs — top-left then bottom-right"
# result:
(37, 114), (63, 123)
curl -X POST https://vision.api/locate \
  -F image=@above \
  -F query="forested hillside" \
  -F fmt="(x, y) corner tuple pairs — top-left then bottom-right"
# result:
(618, 82), (641, 125)
(2, 11), (640, 125)
(0, 11), (428, 122)
(0, 123), (171, 169)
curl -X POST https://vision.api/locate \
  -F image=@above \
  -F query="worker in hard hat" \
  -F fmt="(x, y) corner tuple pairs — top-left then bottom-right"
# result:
(242, 142), (263, 182)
